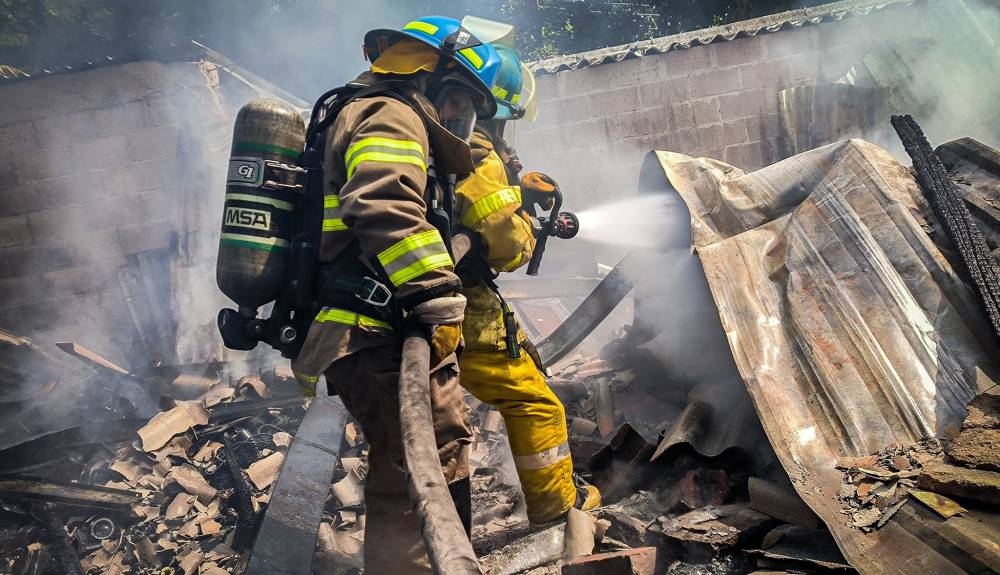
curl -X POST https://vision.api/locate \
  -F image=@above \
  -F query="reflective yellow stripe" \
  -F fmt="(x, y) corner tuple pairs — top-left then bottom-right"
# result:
(322, 194), (347, 232)
(512, 441), (570, 471)
(345, 137), (426, 180)
(404, 21), (438, 35)
(511, 92), (521, 104)
(323, 219), (348, 232)
(377, 229), (453, 287)
(314, 307), (392, 330)
(459, 47), (484, 70)
(492, 85), (509, 101)
(293, 371), (318, 384)
(460, 186), (521, 228)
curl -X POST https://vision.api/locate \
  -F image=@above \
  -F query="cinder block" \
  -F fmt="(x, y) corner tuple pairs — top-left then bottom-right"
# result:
(617, 109), (669, 139)
(534, 74), (560, 103)
(43, 260), (119, 295)
(725, 142), (766, 171)
(117, 219), (173, 255)
(670, 102), (695, 131)
(711, 36), (765, 67)
(588, 86), (640, 117)
(101, 159), (172, 198)
(71, 135), (130, 171)
(0, 215), (32, 248)
(692, 98), (721, 126)
(10, 145), (78, 181)
(718, 88), (779, 120)
(0, 275), (53, 308)
(0, 158), (19, 190)
(689, 68), (741, 99)
(638, 79), (690, 109)
(787, 51), (824, 82)
(746, 114), (782, 143)
(762, 25), (820, 59)
(65, 229), (125, 266)
(696, 124), (724, 152)
(3, 242), (74, 277)
(567, 119), (618, 149)
(0, 123), (40, 154)
(740, 59), (792, 90)
(0, 304), (25, 332)
(33, 111), (98, 147)
(127, 126), (180, 162)
(646, 47), (713, 80)
(551, 95), (593, 127)
(35, 171), (108, 206)
(722, 119), (749, 146)
(0, 184), (56, 218)
(91, 100), (156, 135)
(561, 547), (657, 575)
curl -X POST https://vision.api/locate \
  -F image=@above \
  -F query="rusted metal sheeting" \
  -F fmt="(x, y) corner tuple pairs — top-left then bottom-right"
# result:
(655, 139), (1000, 574)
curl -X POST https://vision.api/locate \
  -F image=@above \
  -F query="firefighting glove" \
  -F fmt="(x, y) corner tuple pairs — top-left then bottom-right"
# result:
(411, 294), (466, 366)
(519, 171), (560, 211)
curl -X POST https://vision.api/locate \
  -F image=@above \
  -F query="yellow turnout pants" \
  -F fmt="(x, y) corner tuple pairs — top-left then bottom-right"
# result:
(460, 285), (577, 523)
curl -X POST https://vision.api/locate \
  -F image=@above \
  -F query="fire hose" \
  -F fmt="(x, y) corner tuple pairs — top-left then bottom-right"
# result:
(398, 232), (482, 575)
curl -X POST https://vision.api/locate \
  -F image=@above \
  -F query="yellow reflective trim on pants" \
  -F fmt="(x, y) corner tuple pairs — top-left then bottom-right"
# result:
(459, 186), (521, 229)
(377, 229), (453, 287)
(345, 137), (426, 180)
(511, 441), (570, 471)
(314, 307), (392, 330)
(404, 20), (438, 35)
(323, 194), (347, 232)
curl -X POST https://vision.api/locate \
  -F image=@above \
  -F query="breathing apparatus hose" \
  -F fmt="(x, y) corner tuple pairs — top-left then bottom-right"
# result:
(398, 232), (482, 575)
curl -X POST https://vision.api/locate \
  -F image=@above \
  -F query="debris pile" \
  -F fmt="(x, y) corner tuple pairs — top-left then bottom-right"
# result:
(835, 439), (940, 531)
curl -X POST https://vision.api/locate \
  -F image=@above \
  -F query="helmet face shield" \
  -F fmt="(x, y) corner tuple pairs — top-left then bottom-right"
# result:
(434, 85), (478, 143)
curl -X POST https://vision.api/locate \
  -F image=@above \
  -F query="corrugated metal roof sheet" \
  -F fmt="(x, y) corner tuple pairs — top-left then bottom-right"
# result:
(530, 0), (927, 75)
(655, 138), (1000, 574)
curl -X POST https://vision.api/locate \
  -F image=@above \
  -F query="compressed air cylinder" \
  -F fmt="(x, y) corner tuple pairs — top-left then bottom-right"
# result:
(216, 99), (305, 311)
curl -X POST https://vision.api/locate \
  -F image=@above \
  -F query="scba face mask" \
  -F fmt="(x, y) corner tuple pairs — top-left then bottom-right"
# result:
(434, 85), (478, 143)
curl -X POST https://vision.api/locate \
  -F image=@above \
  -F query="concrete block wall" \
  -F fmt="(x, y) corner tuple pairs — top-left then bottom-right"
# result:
(513, 6), (907, 211)
(0, 61), (260, 365)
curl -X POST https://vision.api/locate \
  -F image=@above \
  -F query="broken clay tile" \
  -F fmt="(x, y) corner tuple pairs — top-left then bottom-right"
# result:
(199, 562), (229, 575)
(271, 431), (293, 448)
(193, 441), (224, 463)
(851, 506), (882, 529)
(166, 493), (197, 520)
(110, 457), (148, 485)
(345, 422), (359, 447)
(133, 536), (160, 567)
(247, 451), (285, 491)
(178, 548), (205, 575)
(203, 382), (236, 407)
(178, 517), (201, 539)
(206, 543), (237, 562)
(138, 402), (210, 452)
(331, 469), (364, 507)
(238, 374), (270, 398)
(561, 547), (657, 575)
(200, 519), (223, 536)
(157, 535), (179, 552)
(171, 465), (218, 504)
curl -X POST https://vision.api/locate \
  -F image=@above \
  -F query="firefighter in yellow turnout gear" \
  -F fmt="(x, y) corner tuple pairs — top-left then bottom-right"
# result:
(455, 19), (601, 525)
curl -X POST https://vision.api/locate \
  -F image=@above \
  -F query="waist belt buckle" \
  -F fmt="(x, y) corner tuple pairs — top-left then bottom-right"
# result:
(356, 276), (392, 307)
